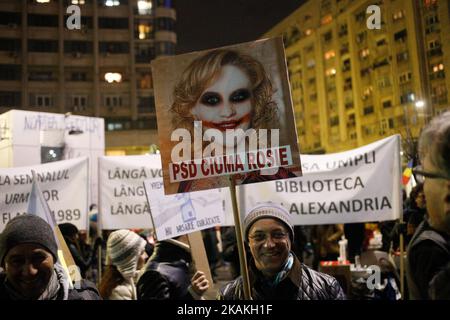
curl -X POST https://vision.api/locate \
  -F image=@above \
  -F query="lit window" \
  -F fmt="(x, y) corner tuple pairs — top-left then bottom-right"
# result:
(360, 48), (370, 58)
(432, 63), (444, 72)
(325, 68), (336, 76)
(393, 10), (405, 21)
(71, 0), (85, 4)
(324, 50), (335, 60)
(321, 14), (333, 25)
(304, 29), (312, 36)
(104, 0), (120, 6)
(105, 72), (122, 83)
(424, 0), (437, 8)
(138, 1), (152, 15)
(35, 0), (50, 3)
(138, 24), (151, 39)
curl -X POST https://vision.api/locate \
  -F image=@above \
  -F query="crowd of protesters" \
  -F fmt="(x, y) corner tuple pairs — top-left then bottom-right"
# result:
(0, 111), (448, 300)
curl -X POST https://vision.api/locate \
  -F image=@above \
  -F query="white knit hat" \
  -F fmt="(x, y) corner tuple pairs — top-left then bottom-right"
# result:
(244, 202), (294, 243)
(106, 229), (146, 279)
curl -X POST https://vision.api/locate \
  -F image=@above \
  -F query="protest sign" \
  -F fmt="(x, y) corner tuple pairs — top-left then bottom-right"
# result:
(144, 178), (225, 241)
(152, 37), (302, 195)
(228, 135), (402, 225)
(0, 157), (89, 232)
(98, 155), (162, 230)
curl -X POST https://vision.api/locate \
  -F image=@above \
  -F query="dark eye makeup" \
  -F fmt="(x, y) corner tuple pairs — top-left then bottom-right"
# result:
(200, 92), (222, 106)
(199, 88), (251, 107)
(230, 89), (251, 103)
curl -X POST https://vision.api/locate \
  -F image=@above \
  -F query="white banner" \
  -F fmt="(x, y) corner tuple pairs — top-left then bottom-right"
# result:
(98, 155), (162, 230)
(225, 135), (402, 225)
(0, 157), (89, 232)
(144, 178), (225, 241)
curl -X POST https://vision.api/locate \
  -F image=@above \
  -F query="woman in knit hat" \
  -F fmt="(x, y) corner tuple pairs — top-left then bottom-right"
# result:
(99, 229), (148, 300)
(0, 215), (101, 300)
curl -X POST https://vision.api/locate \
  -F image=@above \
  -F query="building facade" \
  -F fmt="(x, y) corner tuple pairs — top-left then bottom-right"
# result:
(0, 0), (176, 155)
(264, 0), (449, 154)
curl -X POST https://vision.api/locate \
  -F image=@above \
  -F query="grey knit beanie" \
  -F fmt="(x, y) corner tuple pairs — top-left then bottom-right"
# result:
(106, 229), (146, 279)
(0, 214), (58, 266)
(243, 202), (294, 243)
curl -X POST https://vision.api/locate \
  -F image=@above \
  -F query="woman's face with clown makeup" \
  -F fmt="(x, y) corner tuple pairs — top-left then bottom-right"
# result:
(191, 65), (253, 149)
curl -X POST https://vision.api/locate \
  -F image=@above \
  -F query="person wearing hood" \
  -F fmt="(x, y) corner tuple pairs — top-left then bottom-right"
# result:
(137, 234), (209, 300)
(0, 215), (101, 300)
(99, 229), (148, 300)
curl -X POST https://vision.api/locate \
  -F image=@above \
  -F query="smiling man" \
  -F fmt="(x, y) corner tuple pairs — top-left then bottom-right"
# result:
(407, 111), (450, 300)
(217, 202), (345, 300)
(0, 215), (101, 300)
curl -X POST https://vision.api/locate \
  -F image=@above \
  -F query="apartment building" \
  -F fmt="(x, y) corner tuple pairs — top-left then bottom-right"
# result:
(0, 0), (176, 154)
(264, 0), (449, 153)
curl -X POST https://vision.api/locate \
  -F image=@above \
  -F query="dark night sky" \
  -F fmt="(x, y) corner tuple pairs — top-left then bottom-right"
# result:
(173, 0), (304, 54)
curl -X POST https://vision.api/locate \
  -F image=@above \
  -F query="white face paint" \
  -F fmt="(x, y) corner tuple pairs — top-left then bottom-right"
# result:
(191, 65), (253, 150)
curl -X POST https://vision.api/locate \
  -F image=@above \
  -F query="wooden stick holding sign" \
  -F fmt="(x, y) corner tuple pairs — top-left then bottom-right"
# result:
(229, 176), (252, 300)
(187, 231), (214, 293)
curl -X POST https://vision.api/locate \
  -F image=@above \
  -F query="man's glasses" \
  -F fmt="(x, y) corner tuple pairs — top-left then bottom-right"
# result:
(248, 231), (289, 243)
(412, 165), (450, 184)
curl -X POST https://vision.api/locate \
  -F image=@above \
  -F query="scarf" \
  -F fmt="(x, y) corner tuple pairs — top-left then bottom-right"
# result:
(4, 263), (70, 300)
(259, 252), (294, 289)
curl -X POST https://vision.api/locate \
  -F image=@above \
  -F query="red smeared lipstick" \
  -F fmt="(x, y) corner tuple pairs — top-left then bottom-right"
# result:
(202, 113), (252, 132)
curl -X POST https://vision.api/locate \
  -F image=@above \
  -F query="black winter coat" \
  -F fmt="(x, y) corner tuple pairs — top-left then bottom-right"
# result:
(137, 240), (194, 300)
(217, 255), (345, 300)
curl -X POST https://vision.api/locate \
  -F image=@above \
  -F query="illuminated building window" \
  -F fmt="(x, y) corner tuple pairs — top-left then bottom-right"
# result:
(35, 0), (50, 3)
(138, 24), (152, 39)
(360, 48), (370, 59)
(363, 86), (373, 97)
(104, 72), (122, 83)
(71, 0), (86, 4)
(392, 10), (405, 21)
(325, 68), (336, 76)
(137, 0), (152, 15)
(321, 14), (332, 25)
(431, 63), (444, 72)
(304, 29), (312, 36)
(104, 0), (120, 6)
(424, 0), (437, 8)
(324, 50), (335, 60)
